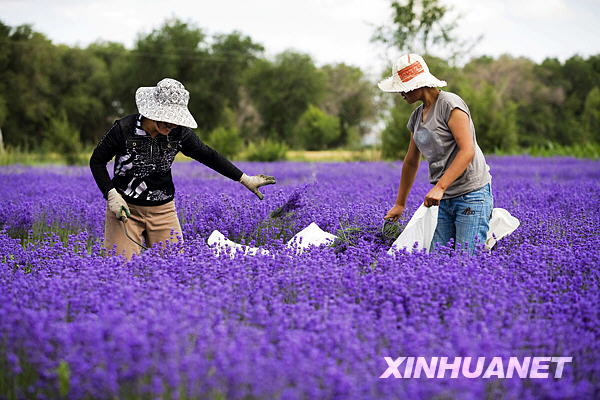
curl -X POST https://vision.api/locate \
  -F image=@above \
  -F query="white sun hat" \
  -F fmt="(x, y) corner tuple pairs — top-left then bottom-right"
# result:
(378, 53), (447, 93)
(135, 78), (198, 129)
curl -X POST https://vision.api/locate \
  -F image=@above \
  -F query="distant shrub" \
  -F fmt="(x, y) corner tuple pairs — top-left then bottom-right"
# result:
(293, 105), (340, 150)
(244, 139), (288, 161)
(205, 126), (243, 158)
(43, 111), (84, 165)
(380, 107), (410, 160)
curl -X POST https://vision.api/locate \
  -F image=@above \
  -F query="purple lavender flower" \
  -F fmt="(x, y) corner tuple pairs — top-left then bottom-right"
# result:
(0, 157), (599, 399)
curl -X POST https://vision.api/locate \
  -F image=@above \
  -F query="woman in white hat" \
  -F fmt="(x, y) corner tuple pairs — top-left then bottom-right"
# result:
(90, 78), (275, 259)
(380, 54), (493, 254)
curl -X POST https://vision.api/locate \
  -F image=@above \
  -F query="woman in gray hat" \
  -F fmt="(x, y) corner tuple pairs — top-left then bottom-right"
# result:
(90, 78), (275, 259)
(380, 54), (493, 254)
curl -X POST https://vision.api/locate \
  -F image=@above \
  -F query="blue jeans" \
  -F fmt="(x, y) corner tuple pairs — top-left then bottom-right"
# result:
(431, 183), (493, 254)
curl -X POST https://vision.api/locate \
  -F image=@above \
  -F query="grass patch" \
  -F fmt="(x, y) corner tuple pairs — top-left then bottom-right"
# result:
(0, 147), (92, 166)
(5, 214), (98, 252)
(492, 142), (600, 159)
(286, 149), (381, 162)
(1, 142), (599, 166)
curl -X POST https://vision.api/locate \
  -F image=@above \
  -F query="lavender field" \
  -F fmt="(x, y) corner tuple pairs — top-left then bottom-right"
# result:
(1, 157), (599, 399)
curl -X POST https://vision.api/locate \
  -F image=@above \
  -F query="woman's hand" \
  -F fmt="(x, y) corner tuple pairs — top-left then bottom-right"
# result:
(107, 188), (131, 221)
(384, 204), (405, 222)
(239, 173), (276, 200)
(424, 186), (444, 207)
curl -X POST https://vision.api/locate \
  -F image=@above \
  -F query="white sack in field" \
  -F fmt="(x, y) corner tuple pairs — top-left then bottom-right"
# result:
(388, 205), (439, 254)
(286, 222), (337, 253)
(207, 223), (338, 258)
(388, 205), (520, 254)
(207, 230), (270, 258)
(485, 208), (520, 250)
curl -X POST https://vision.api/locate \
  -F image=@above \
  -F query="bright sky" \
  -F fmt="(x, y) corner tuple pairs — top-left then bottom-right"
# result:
(2, 0), (599, 74)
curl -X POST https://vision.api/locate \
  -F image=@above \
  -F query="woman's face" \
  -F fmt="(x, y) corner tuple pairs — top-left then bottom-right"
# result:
(400, 88), (422, 104)
(153, 120), (178, 136)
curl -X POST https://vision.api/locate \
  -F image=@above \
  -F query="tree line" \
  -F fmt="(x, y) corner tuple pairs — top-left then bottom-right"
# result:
(0, 17), (599, 162)
(0, 19), (375, 162)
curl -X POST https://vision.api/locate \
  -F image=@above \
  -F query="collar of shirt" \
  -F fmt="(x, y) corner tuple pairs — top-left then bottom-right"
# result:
(135, 114), (149, 136)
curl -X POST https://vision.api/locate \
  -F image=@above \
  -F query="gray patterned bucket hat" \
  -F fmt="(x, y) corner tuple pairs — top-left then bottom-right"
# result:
(135, 78), (198, 129)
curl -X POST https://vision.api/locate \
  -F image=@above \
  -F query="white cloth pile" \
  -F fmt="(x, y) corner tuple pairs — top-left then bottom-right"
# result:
(207, 222), (337, 258)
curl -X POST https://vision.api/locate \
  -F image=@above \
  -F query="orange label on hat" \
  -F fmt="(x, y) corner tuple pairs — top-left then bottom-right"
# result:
(397, 61), (424, 82)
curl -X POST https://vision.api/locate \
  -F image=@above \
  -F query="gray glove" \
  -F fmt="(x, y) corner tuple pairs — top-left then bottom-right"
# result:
(239, 173), (276, 200)
(107, 188), (131, 221)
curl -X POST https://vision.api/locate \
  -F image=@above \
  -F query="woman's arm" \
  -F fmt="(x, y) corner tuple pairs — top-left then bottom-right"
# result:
(423, 108), (475, 207)
(180, 128), (275, 199)
(89, 123), (121, 198)
(384, 133), (421, 221)
(179, 128), (244, 181)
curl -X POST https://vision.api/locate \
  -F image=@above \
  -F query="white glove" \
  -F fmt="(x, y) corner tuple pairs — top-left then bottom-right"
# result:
(107, 188), (131, 221)
(239, 173), (276, 200)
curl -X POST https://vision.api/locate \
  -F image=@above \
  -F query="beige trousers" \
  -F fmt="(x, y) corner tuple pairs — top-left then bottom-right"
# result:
(104, 200), (183, 260)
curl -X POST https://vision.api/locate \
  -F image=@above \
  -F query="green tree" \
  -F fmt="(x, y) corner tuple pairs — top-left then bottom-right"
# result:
(43, 111), (83, 164)
(209, 32), (264, 112)
(245, 51), (326, 144)
(320, 63), (376, 147)
(204, 107), (243, 158)
(457, 81), (518, 152)
(0, 21), (10, 132)
(3, 24), (58, 149)
(87, 41), (131, 117)
(244, 139), (287, 161)
(380, 103), (415, 159)
(582, 87), (600, 144)
(372, 0), (478, 59)
(49, 45), (112, 143)
(205, 126), (242, 158)
(293, 105), (340, 150)
(129, 21), (266, 134)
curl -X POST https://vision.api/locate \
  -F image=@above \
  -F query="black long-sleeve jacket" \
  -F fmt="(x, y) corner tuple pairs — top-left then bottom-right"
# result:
(90, 114), (243, 206)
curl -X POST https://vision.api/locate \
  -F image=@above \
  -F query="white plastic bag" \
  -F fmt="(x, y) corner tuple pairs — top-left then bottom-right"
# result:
(207, 222), (339, 258)
(207, 230), (270, 258)
(388, 205), (520, 254)
(485, 208), (520, 250)
(387, 205), (439, 254)
(287, 222), (338, 253)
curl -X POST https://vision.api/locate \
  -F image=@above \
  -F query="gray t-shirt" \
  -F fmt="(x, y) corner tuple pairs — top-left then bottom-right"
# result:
(407, 91), (491, 199)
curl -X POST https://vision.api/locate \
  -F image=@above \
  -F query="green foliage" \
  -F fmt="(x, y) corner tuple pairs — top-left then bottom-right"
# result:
(244, 51), (326, 144)
(457, 82), (519, 152)
(582, 87), (600, 143)
(371, 0), (477, 60)
(380, 105), (414, 160)
(0, 18), (599, 162)
(293, 105), (340, 150)
(43, 111), (84, 165)
(525, 142), (600, 159)
(205, 126), (243, 158)
(0, 348), (42, 400)
(56, 360), (70, 398)
(2, 24), (57, 149)
(244, 139), (287, 162)
(320, 63), (376, 146)
(332, 223), (364, 248)
(209, 32), (264, 111)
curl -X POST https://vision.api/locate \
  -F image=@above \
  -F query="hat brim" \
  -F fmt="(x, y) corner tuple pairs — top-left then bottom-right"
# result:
(135, 87), (198, 129)
(378, 73), (447, 93)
